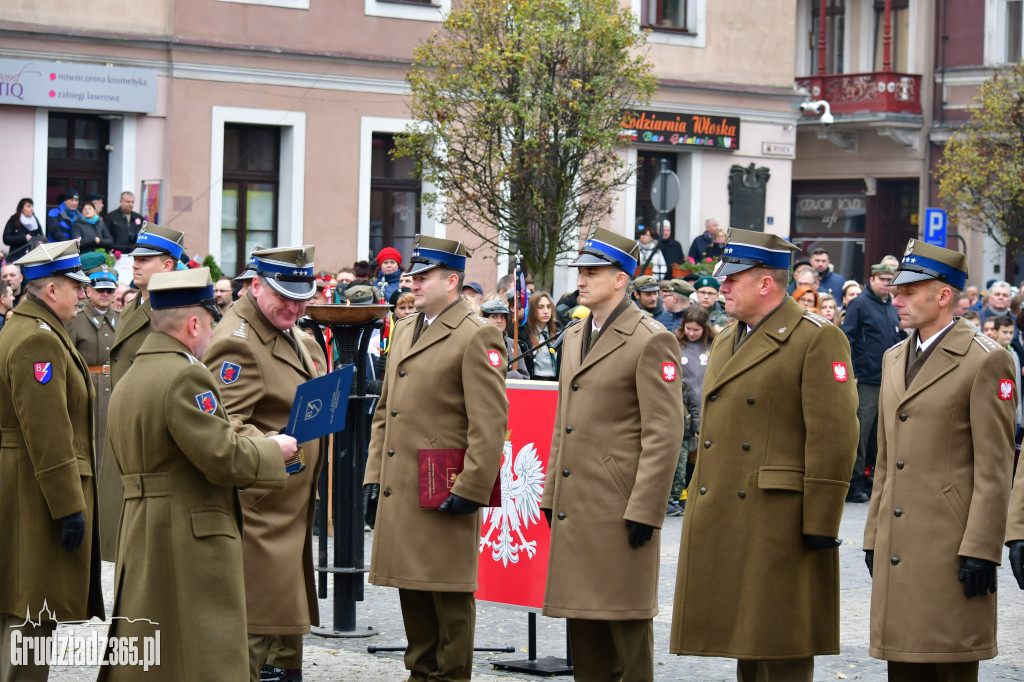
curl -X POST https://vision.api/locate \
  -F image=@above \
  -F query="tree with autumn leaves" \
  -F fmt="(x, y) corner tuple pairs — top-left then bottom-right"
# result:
(938, 63), (1024, 254)
(394, 0), (656, 290)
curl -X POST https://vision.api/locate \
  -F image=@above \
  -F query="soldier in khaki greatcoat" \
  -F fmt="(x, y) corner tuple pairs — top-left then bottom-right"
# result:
(99, 267), (296, 682)
(363, 235), (508, 682)
(539, 228), (683, 680)
(203, 246), (323, 682)
(0, 241), (104, 682)
(66, 253), (120, 465)
(98, 222), (185, 561)
(670, 229), (858, 682)
(864, 240), (1016, 682)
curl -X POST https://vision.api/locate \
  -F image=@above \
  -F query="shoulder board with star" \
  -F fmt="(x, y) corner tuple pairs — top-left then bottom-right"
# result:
(801, 311), (827, 327)
(232, 321), (248, 339)
(973, 333), (999, 353)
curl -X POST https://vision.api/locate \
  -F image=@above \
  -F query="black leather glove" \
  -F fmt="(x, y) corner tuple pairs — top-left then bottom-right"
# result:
(802, 532), (843, 548)
(438, 493), (480, 514)
(543, 508), (552, 527)
(362, 484), (379, 529)
(625, 520), (655, 548)
(959, 556), (998, 597)
(59, 512), (85, 552)
(864, 550), (874, 578)
(1008, 541), (1024, 590)
(803, 534), (842, 551)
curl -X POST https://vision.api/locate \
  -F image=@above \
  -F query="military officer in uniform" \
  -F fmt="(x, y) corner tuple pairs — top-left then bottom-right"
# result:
(99, 268), (296, 682)
(363, 235), (508, 682)
(540, 228), (684, 680)
(864, 240), (1016, 682)
(670, 229), (858, 682)
(98, 222), (186, 560)
(203, 246), (323, 682)
(66, 252), (120, 464)
(0, 241), (104, 681)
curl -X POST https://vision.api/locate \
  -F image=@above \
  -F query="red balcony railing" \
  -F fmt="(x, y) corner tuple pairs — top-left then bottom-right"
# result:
(796, 72), (922, 115)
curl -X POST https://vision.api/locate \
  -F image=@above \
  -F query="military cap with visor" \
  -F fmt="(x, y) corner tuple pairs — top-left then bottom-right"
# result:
(128, 222), (186, 261)
(253, 245), (317, 301)
(233, 251), (260, 283)
(344, 284), (376, 305)
(148, 267), (223, 322)
(632, 275), (660, 292)
(569, 227), (641, 274)
(669, 279), (695, 297)
(15, 240), (90, 284)
(407, 235), (470, 275)
(480, 298), (512, 316)
(87, 265), (118, 291)
(889, 238), (968, 290)
(712, 228), (801, 278)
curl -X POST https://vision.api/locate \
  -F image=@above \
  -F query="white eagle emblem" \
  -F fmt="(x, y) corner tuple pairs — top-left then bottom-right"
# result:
(1000, 379), (1014, 401)
(480, 437), (546, 566)
(833, 362), (848, 382)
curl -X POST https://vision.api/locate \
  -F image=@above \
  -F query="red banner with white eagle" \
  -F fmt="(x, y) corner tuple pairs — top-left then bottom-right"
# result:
(476, 379), (559, 610)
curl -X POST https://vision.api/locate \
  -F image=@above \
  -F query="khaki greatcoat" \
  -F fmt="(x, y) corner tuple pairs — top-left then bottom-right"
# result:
(864, 319), (1016, 663)
(540, 301), (684, 620)
(670, 299), (858, 659)
(99, 333), (286, 682)
(364, 298), (509, 591)
(0, 297), (104, 623)
(66, 301), (119, 466)
(203, 293), (322, 635)
(98, 294), (152, 560)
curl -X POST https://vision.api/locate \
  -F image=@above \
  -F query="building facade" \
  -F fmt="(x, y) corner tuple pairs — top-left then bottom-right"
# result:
(1, 0), (800, 296)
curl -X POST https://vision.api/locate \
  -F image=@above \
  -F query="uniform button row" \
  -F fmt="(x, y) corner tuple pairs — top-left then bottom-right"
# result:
(383, 489), (391, 497)
(899, 413), (907, 422)
(387, 450), (394, 457)
(562, 469), (570, 477)
(894, 508), (902, 517)
(399, 370), (407, 377)
(896, 460), (905, 469)
(557, 512), (565, 520)
(566, 426), (573, 433)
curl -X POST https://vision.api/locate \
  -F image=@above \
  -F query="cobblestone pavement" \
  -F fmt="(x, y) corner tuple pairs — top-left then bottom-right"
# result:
(49, 500), (1024, 680)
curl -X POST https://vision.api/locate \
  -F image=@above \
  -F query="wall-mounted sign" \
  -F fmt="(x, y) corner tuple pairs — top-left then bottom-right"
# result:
(0, 58), (157, 113)
(761, 141), (795, 157)
(620, 109), (740, 150)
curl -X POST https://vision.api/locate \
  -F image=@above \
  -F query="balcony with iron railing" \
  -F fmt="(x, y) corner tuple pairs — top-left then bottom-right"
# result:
(795, 72), (922, 115)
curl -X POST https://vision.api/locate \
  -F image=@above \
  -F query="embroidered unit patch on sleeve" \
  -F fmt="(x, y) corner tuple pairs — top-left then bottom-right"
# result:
(662, 362), (677, 382)
(487, 350), (502, 368)
(220, 361), (241, 384)
(833, 362), (848, 382)
(195, 391), (217, 413)
(34, 362), (52, 384)
(1000, 379), (1014, 401)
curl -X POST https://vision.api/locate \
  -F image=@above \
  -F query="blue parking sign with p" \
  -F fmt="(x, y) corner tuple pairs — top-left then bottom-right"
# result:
(924, 208), (947, 247)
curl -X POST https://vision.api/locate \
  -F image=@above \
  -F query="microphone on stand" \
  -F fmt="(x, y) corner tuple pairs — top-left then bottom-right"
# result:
(509, 306), (590, 366)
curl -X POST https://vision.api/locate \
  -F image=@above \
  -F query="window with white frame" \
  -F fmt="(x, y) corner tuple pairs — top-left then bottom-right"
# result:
(1008, 0), (1023, 62)
(365, 0), (450, 22)
(642, 0), (692, 33)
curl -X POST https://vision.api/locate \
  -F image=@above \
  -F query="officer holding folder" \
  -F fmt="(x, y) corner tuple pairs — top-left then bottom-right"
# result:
(364, 235), (508, 682)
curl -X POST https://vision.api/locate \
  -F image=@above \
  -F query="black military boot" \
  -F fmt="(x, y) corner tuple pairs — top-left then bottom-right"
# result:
(261, 665), (302, 682)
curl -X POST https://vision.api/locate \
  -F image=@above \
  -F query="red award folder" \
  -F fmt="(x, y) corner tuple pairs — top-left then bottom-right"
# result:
(418, 448), (501, 508)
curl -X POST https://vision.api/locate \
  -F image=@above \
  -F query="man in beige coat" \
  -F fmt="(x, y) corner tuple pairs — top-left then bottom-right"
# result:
(203, 246), (323, 682)
(670, 229), (858, 682)
(364, 235), (508, 682)
(864, 240), (1016, 682)
(540, 228), (684, 680)
(99, 222), (185, 560)
(0, 241), (104, 682)
(100, 268), (296, 682)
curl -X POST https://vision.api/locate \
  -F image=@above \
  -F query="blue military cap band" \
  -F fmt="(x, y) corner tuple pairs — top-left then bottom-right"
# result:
(150, 284), (216, 309)
(410, 246), (466, 272)
(23, 254), (86, 281)
(255, 258), (315, 279)
(576, 238), (638, 274)
(135, 231), (184, 261)
(720, 243), (793, 271)
(894, 253), (967, 290)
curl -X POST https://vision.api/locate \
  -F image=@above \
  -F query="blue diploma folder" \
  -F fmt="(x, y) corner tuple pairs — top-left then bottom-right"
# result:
(283, 364), (355, 443)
